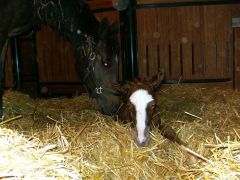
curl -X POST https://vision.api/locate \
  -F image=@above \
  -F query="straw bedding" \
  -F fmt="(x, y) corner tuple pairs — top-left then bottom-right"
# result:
(0, 84), (239, 179)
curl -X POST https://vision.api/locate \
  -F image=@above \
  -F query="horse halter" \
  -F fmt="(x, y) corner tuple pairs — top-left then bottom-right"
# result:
(78, 36), (96, 83)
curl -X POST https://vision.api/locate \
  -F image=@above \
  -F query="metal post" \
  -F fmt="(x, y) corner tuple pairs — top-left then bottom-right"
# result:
(129, 0), (138, 80)
(119, 10), (127, 81)
(10, 38), (22, 91)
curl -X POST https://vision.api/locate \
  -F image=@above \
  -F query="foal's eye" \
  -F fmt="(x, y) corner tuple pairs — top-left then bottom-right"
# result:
(152, 103), (156, 109)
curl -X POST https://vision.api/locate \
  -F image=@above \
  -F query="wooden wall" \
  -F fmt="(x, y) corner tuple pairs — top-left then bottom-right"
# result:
(36, 25), (79, 83)
(5, 1), (240, 93)
(5, 46), (14, 88)
(137, 4), (240, 81)
(37, 11), (119, 84)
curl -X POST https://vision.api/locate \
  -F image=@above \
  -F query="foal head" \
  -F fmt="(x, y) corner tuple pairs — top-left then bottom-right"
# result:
(117, 72), (164, 146)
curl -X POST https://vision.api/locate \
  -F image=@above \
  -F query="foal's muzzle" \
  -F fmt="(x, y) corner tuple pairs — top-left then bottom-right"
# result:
(135, 127), (150, 147)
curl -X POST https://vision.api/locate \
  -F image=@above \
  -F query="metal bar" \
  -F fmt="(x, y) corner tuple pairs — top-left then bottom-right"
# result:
(10, 38), (22, 91)
(119, 10), (127, 81)
(232, 17), (240, 28)
(137, 0), (240, 9)
(164, 78), (232, 84)
(129, 0), (138, 80)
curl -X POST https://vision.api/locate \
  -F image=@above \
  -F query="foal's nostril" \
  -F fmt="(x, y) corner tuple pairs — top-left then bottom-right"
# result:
(134, 137), (150, 147)
(135, 129), (150, 147)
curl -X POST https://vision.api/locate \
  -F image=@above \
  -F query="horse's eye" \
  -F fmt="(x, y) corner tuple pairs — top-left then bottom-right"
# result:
(103, 62), (109, 67)
(102, 59), (111, 68)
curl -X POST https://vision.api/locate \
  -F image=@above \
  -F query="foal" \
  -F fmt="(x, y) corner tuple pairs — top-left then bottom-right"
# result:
(116, 72), (186, 147)
(115, 73), (212, 163)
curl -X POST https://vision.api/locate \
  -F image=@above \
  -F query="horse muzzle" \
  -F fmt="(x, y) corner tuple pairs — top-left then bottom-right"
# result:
(95, 92), (121, 115)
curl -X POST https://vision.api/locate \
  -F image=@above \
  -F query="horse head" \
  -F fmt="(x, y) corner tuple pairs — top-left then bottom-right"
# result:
(36, 0), (121, 115)
(76, 18), (120, 115)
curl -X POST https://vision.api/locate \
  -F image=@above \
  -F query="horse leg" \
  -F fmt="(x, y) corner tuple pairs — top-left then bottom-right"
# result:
(151, 116), (187, 146)
(0, 38), (8, 120)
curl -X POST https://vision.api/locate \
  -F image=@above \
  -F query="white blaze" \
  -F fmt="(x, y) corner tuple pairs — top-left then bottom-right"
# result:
(129, 89), (153, 144)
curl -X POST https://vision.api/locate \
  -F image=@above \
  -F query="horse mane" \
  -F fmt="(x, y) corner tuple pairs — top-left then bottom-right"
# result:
(35, 0), (98, 47)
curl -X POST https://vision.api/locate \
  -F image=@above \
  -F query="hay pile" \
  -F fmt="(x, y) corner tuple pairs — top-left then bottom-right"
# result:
(0, 127), (82, 179)
(0, 84), (240, 179)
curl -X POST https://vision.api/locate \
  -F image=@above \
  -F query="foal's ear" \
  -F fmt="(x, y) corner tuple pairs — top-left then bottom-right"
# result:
(150, 71), (165, 90)
(114, 82), (131, 95)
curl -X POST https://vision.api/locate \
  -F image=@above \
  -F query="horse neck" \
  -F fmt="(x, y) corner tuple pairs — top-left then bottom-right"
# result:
(36, 1), (99, 48)
(77, 4), (99, 40)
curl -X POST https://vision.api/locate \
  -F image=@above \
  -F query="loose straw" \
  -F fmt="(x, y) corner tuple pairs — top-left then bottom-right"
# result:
(181, 145), (214, 165)
(184, 111), (202, 120)
(0, 115), (23, 125)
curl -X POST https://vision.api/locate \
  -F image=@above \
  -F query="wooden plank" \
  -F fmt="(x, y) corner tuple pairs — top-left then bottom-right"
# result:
(157, 8), (170, 80)
(5, 45), (14, 88)
(193, 42), (205, 79)
(169, 7), (181, 80)
(191, 6), (204, 79)
(215, 5), (231, 79)
(180, 6), (193, 80)
(233, 28), (240, 90)
(36, 25), (79, 83)
(137, 0), (219, 5)
(203, 6), (217, 79)
(36, 26), (46, 82)
(88, 0), (112, 10)
(137, 9), (148, 78)
(146, 8), (159, 78)
(231, 4), (240, 17)
(20, 41), (36, 75)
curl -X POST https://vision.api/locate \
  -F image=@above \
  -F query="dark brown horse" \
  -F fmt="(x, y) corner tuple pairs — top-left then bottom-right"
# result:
(0, 0), (121, 119)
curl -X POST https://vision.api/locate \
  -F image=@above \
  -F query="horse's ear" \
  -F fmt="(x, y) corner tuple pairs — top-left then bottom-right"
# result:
(110, 21), (118, 33)
(99, 17), (110, 39)
(114, 82), (131, 96)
